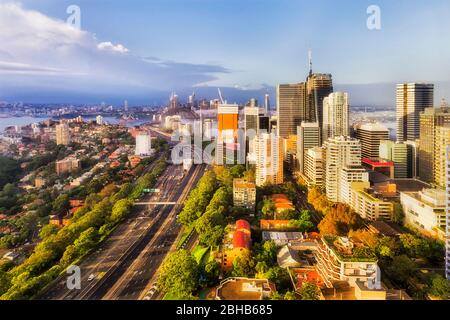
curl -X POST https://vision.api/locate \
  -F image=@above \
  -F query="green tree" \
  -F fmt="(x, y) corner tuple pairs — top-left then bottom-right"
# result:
(283, 291), (298, 300)
(231, 251), (256, 278)
(429, 274), (450, 299)
(261, 199), (276, 219)
(0, 157), (20, 189)
(376, 236), (400, 259)
(110, 183), (133, 202)
(255, 261), (269, 275)
(392, 203), (404, 224)
(203, 260), (220, 286)
(84, 193), (102, 210)
(177, 171), (217, 226)
(387, 255), (417, 284)
(52, 194), (70, 214)
(289, 210), (315, 232)
(229, 165), (245, 179)
(73, 227), (99, 256)
(264, 267), (292, 293)
(198, 225), (225, 247)
(276, 209), (297, 220)
(157, 250), (199, 298)
(299, 282), (320, 300)
(39, 224), (59, 239)
(109, 199), (132, 224)
(254, 241), (278, 266)
(59, 245), (77, 268)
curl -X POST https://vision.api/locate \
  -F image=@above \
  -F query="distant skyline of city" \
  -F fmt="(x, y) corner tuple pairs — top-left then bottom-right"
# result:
(1, 1), (450, 105)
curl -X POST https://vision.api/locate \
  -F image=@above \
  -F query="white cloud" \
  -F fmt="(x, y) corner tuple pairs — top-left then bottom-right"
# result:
(97, 42), (129, 54)
(0, 2), (228, 96)
(0, 61), (66, 75)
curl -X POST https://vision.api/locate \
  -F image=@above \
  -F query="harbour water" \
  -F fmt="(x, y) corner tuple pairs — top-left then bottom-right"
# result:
(0, 115), (151, 132)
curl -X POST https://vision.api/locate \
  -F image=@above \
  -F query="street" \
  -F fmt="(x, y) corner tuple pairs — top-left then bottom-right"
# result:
(39, 162), (205, 300)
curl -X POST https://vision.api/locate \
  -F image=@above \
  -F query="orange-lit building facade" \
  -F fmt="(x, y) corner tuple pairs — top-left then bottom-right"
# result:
(216, 104), (240, 165)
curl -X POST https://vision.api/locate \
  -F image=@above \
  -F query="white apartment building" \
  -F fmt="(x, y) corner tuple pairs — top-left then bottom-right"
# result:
(322, 92), (349, 142)
(203, 119), (212, 141)
(303, 147), (324, 187)
(233, 179), (257, 210)
(254, 132), (284, 187)
(400, 188), (446, 239)
(55, 157), (80, 175)
(323, 136), (369, 204)
(164, 115), (182, 130)
(350, 183), (394, 221)
(315, 236), (384, 299)
(96, 115), (105, 126)
(55, 122), (70, 146)
(135, 132), (153, 157)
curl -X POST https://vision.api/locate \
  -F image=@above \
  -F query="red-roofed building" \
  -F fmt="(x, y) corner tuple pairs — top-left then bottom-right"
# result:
(270, 194), (294, 213)
(222, 220), (252, 271)
(233, 231), (251, 249)
(236, 219), (251, 232)
(362, 158), (394, 178)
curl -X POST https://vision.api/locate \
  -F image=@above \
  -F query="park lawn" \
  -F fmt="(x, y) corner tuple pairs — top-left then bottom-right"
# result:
(192, 245), (209, 264)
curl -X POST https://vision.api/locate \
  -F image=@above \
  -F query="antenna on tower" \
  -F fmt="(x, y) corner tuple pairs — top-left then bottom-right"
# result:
(308, 49), (313, 76)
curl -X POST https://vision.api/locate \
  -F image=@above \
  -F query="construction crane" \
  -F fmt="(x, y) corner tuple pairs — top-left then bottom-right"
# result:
(217, 88), (226, 104)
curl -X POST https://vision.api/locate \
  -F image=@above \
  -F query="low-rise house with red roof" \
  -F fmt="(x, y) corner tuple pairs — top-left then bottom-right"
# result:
(221, 220), (252, 271)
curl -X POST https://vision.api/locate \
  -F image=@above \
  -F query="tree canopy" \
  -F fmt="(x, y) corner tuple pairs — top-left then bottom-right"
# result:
(157, 250), (200, 298)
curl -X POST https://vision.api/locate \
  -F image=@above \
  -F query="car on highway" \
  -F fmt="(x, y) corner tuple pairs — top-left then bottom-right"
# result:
(143, 285), (158, 300)
(88, 274), (95, 282)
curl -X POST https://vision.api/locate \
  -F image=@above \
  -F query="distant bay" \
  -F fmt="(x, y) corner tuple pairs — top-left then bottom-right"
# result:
(0, 115), (151, 132)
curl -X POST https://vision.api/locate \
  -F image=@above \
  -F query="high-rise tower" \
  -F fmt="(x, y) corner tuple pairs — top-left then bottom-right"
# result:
(264, 93), (270, 114)
(396, 83), (434, 142)
(322, 92), (349, 142)
(254, 132), (284, 187)
(216, 104), (240, 165)
(276, 53), (333, 140)
(55, 122), (70, 146)
(418, 106), (450, 186)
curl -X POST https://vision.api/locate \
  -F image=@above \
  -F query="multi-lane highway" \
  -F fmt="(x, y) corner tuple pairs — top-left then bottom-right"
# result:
(102, 164), (204, 300)
(40, 162), (205, 300)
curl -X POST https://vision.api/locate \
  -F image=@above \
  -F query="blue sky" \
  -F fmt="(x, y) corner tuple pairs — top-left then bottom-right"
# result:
(1, 0), (450, 104)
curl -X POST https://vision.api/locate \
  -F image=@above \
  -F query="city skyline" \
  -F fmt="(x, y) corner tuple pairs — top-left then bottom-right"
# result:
(1, 1), (450, 105)
(1, 0), (450, 307)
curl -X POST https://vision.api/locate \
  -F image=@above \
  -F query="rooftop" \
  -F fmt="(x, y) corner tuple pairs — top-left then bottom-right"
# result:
(262, 231), (304, 243)
(402, 188), (446, 208)
(390, 179), (430, 192)
(323, 236), (378, 262)
(233, 179), (256, 189)
(354, 189), (389, 203)
(358, 122), (389, 132)
(216, 278), (275, 300)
